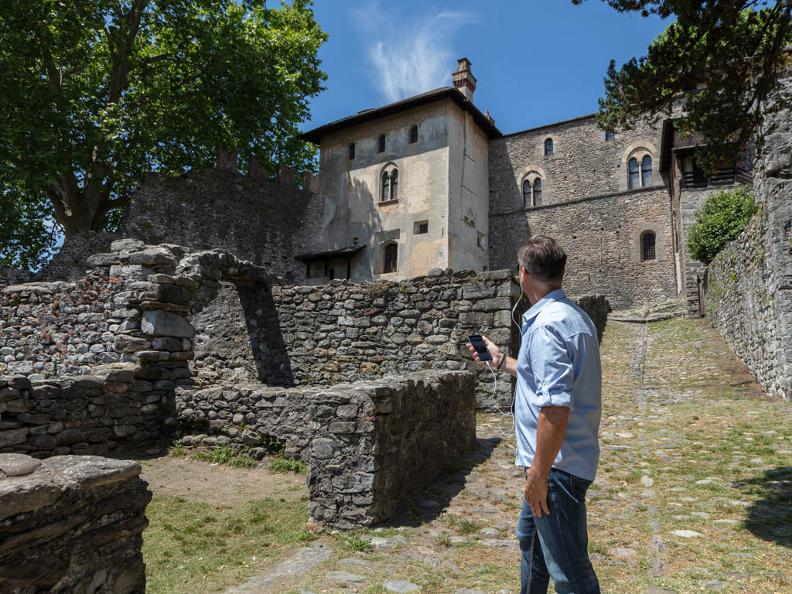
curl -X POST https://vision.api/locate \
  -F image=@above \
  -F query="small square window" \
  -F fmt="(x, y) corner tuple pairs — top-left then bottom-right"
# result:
(348, 142), (355, 160)
(409, 125), (418, 144)
(414, 220), (429, 235)
(377, 134), (385, 153)
(605, 129), (615, 141)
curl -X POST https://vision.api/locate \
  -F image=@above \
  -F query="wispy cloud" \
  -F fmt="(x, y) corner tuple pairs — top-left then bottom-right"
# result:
(353, 3), (474, 102)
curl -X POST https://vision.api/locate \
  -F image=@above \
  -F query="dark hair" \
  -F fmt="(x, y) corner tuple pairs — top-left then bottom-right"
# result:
(517, 235), (567, 282)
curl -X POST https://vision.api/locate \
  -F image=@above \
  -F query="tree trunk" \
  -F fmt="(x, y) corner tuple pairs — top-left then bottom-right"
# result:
(217, 145), (238, 172)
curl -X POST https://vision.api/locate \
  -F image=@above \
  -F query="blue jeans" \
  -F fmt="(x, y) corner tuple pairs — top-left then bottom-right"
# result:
(516, 467), (600, 594)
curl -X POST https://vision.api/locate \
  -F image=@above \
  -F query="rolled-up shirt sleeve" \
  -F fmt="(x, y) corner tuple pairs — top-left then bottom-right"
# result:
(529, 325), (574, 410)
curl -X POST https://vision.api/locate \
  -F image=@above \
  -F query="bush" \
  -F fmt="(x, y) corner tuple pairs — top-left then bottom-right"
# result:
(688, 187), (757, 263)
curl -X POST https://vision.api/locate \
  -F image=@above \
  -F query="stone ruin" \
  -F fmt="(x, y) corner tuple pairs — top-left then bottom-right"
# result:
(0, 238), (608, 590)
(0, 454), (148, 593)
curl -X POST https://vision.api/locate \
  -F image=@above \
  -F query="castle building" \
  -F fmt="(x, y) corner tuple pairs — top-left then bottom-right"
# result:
(299, 58), (752, 311)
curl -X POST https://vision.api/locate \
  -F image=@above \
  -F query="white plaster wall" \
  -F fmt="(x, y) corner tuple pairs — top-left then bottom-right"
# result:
(447, 107), (490, 272)
(313, 101), (455, 281)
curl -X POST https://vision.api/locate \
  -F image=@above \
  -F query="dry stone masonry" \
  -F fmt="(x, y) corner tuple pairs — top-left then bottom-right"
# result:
(0, 454), (149, 593)
(177, 371), (477, 528)
(1, 238), (607, 532)
(703, 71), (792, 400)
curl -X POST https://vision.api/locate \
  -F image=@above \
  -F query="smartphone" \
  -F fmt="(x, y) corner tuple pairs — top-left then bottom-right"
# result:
(468, 334), (492, 362)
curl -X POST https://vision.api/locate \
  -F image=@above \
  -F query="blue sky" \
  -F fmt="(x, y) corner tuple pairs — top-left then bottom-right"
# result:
(303, 0), (671, 135)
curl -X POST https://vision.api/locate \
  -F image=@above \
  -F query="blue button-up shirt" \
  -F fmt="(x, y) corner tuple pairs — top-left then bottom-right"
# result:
(514, 289), (602, 481)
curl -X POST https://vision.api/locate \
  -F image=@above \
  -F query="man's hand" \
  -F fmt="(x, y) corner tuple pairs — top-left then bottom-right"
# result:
(465, 335), (501, 365)
(524, 469), (550, 518)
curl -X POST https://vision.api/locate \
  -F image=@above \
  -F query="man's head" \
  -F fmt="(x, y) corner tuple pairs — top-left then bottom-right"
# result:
(516, 235), (566, 300)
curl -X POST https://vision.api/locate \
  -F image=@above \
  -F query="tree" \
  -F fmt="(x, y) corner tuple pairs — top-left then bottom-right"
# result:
(0, 0), (327, 269)
(688, 186), (757, 262)
(573, 1), (792, 171)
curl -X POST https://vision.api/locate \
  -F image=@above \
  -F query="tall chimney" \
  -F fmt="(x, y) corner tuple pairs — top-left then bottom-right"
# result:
(452, 57), (476, 101)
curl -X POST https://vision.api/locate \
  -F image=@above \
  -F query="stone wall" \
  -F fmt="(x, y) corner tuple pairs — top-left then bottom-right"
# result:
(190, 269), (517, 410)
(123, 169), (319, 282)
(489, 188), (677, 310)
(489, 114), (664, 212)
(189, 268), (609, 410)
(37, 231), (121, 282)
(703, 71), (792, 400)
(0, 454), (149, 593)
(0, 265), (32, 286)
(0, 366), (175, 457)
(176, 370), (476, 528)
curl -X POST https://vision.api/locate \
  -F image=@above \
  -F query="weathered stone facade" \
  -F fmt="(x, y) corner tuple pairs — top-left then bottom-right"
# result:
(489, 115), (664, 211)
(0, 454), (149, 593)
(703, 72), (792, 400)
(176, 370), (477, 528)
(490, 188), (677, 309)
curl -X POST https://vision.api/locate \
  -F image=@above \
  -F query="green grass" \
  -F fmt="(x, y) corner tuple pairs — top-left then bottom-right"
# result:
(269, 454), (306, 474)
(143, 495), (312, 594)
(167, 444), (187, 457)
(336, 532), (374, 552)
(193, 445), (258, 468)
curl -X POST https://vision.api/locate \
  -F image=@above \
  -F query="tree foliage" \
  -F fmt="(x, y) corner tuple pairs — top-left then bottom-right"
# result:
(688, 186), (758, 262)
(573, 0), (792, 171)
(0, 0), (327, 268)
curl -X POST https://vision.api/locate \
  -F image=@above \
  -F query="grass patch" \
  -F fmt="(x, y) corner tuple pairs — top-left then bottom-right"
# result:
(167, 444), (187, 457)
(336, 532), (374, 553)
(193, 445), (258, 468)
(269, 454), (306, 474)
(457, 519), (482, 535)
(143, 495), (311, 594)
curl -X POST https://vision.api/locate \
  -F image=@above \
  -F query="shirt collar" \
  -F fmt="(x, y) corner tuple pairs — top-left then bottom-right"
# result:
(522, 288), (567, 323)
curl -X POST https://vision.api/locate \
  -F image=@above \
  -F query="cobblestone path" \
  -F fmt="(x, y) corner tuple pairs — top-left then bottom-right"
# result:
(245, 318), (791, 594)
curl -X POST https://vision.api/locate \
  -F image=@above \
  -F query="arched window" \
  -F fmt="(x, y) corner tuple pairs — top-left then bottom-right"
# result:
(409, 125), (418, 144)
(522, 179), (531, 208)
(378, 134), (386, 153)
(382, 242), (398, 273)
(641, 155), (653, 187)
(628, 157), (639, 189)
(533, 178), (542, 206)
(381, 171), (390, 202)
(641, 231), (656, 261)
(390, 169), (398, 201)
(544, 138), (554, 156)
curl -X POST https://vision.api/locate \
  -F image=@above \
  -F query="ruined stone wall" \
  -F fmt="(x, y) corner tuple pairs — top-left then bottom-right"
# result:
(703, 71), (792, 400)
(0, 239), (212, 456)
(176, 371), (476, 528)
(489, 188), (676, 310)
(0, 366), (175, 457)
(189, 270), (609, 410)
(0, 454), (149, 593)
(190, 269), (517, 410)
(123, 170), (318, 282)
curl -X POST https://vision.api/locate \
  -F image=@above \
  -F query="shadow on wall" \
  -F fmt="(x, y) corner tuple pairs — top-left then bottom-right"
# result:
(381, 436), (502, 527)
(243, 283), (294, 386)
(736, 466), (792, 548)
(188, 276), (294, 388)
(488, 146), (534, 271)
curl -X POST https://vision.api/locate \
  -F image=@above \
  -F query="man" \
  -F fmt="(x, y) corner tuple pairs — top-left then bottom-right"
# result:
(467, 235), (602, 594)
